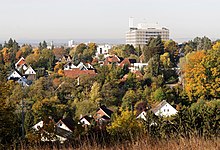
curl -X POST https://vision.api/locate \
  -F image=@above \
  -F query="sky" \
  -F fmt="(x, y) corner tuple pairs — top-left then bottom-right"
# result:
(0, 0), (219, 43)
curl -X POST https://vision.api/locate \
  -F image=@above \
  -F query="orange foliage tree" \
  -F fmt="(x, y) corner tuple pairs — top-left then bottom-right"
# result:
(183, 49), (220, 101)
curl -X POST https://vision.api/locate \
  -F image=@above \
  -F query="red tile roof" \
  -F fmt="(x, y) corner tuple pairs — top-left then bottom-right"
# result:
(119, 58), (131, 68)
(17, 59), (26, 67)
(64, 69), (96, 78)
(132, 70), (143, 79)
(104, 55), (121, 65)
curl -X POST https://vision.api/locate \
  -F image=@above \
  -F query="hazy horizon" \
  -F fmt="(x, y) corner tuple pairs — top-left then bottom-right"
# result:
(0, 0), (219, 42)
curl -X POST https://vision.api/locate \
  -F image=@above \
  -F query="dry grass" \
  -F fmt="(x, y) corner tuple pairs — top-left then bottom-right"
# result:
(21, 136), (219, 150)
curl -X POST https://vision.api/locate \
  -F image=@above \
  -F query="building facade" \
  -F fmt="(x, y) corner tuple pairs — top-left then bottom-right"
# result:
(96, 44), (112, 56)
(126, 18), (169, 47)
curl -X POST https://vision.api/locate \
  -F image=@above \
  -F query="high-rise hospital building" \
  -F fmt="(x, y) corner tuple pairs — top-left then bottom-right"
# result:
(126, 18), (169, 47)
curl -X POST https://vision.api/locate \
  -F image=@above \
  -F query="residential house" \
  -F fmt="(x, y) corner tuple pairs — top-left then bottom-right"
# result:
(8, 69), (31, 87)
(64, 62), (95, 71)
(79, 115), (94, 126)
(133, 63), (149, 71)
(64, 69), (97, 79)
(132, 70), (143, 80)
(61, 55), (72, 63)
(135, 101), (150, 121)
(17, 76), (32, 87)
(7, 69), (22, 81)
(96, 44), (112, 56)
(77, 62), (89, 70)
(94, 105), (113, 124)
(24, 65), (37, 80)
(56, 117), (75, 132)
(15, 57), (26, 69)
(64, 62), (77, 70)
(119, 58), (136, 70)
(151, 100), (178, 117)
(33, 120), (44, 131)
(86, 63), (95, 70)
(33, 117), (75, 143)
(55, 117), (77, 143)
(104, 55), (121, 66)
(120, 70), (143, 82)
(136, 111), (147, 121)
(32, 118), (63, 142)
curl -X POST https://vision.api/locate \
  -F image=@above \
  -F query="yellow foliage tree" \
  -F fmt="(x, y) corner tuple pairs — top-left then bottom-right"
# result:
(183, 51), (206, 100)
(89, 82), (102, 105)
(212, 42), (220, 51)
(58, 69), (64, 76)
(107, 110), (143, 139)
(183, 49), (220, 101)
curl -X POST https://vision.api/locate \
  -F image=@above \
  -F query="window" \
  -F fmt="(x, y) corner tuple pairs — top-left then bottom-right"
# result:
(59, 123), (62, 126)
(167, 109), (169, 112)
(164, 109), (165, 112)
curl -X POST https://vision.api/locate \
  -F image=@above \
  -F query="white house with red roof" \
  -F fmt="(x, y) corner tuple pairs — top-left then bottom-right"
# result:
(15, 57), (26, 69)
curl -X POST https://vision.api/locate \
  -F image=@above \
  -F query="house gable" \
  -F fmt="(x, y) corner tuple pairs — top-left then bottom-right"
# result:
(56, 120), (72, 132)
(33, 120), (44, 131)
(95, 105), (113, 121)
(25, 66), (36, 75)
(64, 62), (77, 70)
(136, 111), (147, 121)
(152, 100), (177, 117)
(56, 117), (75, 132)
(64, 69), (96, 78)
(80, 118), (91, 126)
(8, 70), (22, 80)
(15, 57), (26, 69)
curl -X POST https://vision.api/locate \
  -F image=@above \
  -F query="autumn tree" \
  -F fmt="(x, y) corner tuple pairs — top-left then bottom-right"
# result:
(107, 110), (143, 140)
(183, 48), (220, 101)
(160, 52), (173, 69)
(212, 42), (220, 51)
(89, 82), (102, 105)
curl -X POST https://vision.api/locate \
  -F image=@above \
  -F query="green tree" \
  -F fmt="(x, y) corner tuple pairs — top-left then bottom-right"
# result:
(42, 41), (47, 49)
(24, 110), (34, 135)
(0, 81), (20, 148)
(153, 87), (166, 101)
(74, 100), (97, 118)
(142, 36), (164, 63)
(122, 89), (138, 110)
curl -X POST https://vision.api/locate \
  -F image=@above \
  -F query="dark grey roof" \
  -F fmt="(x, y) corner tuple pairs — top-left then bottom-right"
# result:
(101, 115), (111, 120)
(151, 100), (168, 114)
(80, 115), (94, 123)
(59, 117), (75, 131)
(56, 127), (72, 138)
(129, 59), (137, 63)
(100, 105), (113, 118)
